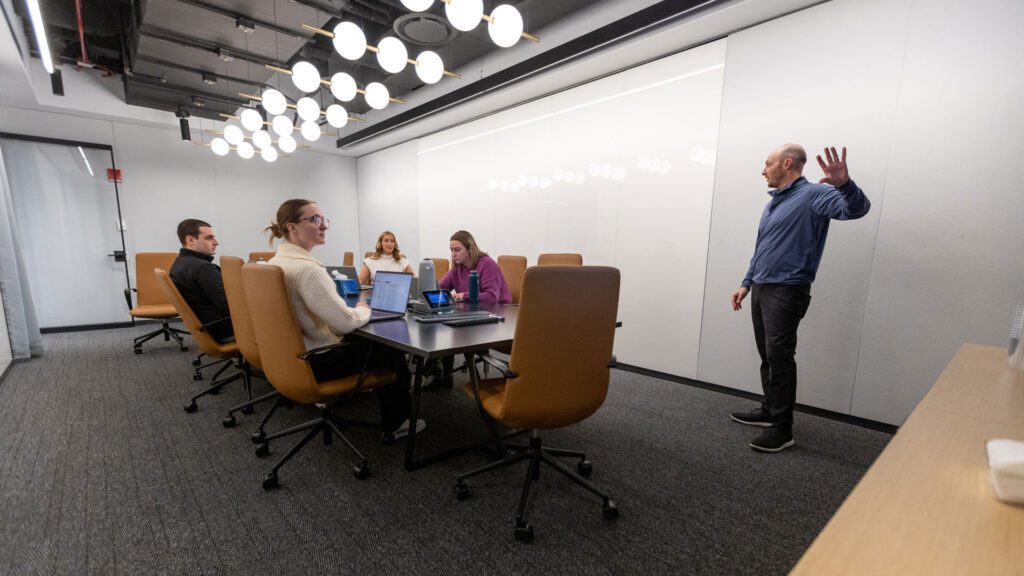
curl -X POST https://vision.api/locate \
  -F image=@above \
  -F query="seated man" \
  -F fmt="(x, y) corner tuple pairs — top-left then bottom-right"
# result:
(169, 219), (234, 343)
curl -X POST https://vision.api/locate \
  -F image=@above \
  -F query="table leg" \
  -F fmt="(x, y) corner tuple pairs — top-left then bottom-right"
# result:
(403, 355), (425, 470)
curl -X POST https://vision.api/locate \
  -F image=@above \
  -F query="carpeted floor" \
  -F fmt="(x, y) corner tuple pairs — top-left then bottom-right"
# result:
(0, 326), (890, 575)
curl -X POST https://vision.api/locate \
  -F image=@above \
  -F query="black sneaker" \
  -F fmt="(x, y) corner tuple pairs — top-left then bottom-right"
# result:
(422, 372), (453, 391)
(730, 407), (773, 427)
(749, 428), (795, 453)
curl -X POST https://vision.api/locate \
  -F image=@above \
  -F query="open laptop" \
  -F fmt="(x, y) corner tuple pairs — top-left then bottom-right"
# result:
(365, 271), (413, 322)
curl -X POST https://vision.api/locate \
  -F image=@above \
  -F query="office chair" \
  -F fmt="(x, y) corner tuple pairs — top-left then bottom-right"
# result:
(125, 252), (189, 354)
(496, 255), (527, 304)
(242, 263), (397, 489)
(537, 253), (583, 266)
(364, 251), (374, 259)
(219, 256), (281, 435)
(342, 251), (354, 266)
(455, 266), (621, 542)
(247, 251), (276, 263)
(430, 258), (449, 283)
(153, 268), (246, 413)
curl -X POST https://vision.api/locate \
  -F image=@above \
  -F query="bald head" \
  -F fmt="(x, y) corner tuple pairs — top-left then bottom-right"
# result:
(762, 143), (807, 189)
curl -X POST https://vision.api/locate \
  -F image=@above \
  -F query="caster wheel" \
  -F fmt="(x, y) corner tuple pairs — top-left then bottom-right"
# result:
(251, 431), (266, 444)
(577, 459), (593, 477)
(513, 524), (534, 543)
(134, 348), (143, 355)
(262, 473), (279, 491)
(208, 387), (221, 395)
(222, 416), (236, 428)
(193, 374), (203, 381)
(241, 405), (255, 416)
(184, 402), (198, 414)
(192, 358), (202, 367)
(179, 346), (189, 352)
(353, 464), (370, 480)
(455, 482), (471, 501)
(255, 443), (270, 458)
(603, 500), (619, 520)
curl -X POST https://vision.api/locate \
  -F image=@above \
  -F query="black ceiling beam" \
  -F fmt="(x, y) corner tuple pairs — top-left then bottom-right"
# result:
(337, 0), (726, 148)
(125, 75), (253, 108)
(134, 55), (271, 89)
(140, 25), (288, 69)
(288, 0), (393, 27)
(171, 0), (310, 40)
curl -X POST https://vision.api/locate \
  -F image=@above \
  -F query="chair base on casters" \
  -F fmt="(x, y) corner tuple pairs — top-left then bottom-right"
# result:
(254, 405), (377, 490)
(183, 357), (245, 413)
(133, 319), (190, 354)
(454, 433), (618, 543)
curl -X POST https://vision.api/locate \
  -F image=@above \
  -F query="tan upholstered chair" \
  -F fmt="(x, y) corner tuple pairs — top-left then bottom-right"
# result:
(242, 263), (397, 489)
(154, 268), (245, 413)
(342, 251), (354, 266)
(220, 256), (281, 433)
(247, 251), (276, 263)
(126, 252), (189, 353)
(455, 266), (621, 542)
(431, 258), (449, 283)
(364, 251), (374, 259)
(537, 253), (583, 266)
(496, 255), (527, 305)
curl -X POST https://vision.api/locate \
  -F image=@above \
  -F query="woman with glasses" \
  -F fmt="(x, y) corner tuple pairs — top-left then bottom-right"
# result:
(358, 230), (414, 286)
(266, 199), (424, 439)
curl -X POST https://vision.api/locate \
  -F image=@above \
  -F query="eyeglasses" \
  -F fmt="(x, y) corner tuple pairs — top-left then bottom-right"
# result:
(298, 215), (331, 228)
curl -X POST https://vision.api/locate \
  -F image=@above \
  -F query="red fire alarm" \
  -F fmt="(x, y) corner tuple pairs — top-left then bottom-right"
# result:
(106, 168), (123, 183)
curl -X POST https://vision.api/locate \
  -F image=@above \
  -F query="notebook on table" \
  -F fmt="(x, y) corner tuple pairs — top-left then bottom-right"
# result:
(365, 271), (413, 322)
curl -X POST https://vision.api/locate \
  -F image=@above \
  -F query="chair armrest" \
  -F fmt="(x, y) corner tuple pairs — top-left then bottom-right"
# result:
(124, 287), (136, 310)
(478, 353), (517, 378)
(197, 316), (232, 333)
(298, 340), (351, 360)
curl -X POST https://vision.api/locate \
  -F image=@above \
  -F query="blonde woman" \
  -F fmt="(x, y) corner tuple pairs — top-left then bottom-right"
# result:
(358, 230), (414, 286)
(266, 199), (424, 438)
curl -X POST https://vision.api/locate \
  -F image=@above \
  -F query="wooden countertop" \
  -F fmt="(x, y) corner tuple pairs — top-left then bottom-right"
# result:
(791, 344), (1024, 576)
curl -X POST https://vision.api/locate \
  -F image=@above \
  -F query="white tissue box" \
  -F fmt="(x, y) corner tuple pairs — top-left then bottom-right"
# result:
(987, 439), (1024, 504)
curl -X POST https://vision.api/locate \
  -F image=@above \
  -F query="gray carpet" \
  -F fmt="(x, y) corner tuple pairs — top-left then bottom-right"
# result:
(0, 326), (890, 575)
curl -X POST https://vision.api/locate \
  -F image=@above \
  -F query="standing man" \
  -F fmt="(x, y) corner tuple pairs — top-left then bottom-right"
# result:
(169, 219), (234, 342)
(730, 145), (870, 453)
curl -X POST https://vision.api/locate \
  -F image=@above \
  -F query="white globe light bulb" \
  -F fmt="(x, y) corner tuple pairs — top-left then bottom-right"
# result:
(332, 22), (367, 60)
(210, 138), (229, 156)
(330, 72), (358, 101)
(260, 146), (279, 163)
(291, 61), (322, 93)
(277, 134), (297, 154)
(261, 88), (287, 115)
(415, 50), (444, 84)
(300, 121), (321, 142)
(296, 97), (321, 122)
(252, 129), (272, 149)
(223, 124), (244, 145)
(236, 141), (254, 159)
(271, 115), (293, 137)
(488, 4), (523, 48)
(445, 0), (483, 32)
(240, 108), (263, 131)
(325, 104), (349, 128)
(401, 0), (433, 11)
(376, 37), (408, 74)
(364, 82), (389, 110)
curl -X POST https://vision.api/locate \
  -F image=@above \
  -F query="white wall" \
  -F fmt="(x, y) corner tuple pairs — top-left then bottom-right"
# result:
(356, 0), (1024, 425)
(355, 140), (420, 265)
(0, 105), (359, 291)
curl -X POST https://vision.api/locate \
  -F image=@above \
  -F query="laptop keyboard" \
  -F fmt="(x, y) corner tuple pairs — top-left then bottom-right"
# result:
(412, 310), (497, 324)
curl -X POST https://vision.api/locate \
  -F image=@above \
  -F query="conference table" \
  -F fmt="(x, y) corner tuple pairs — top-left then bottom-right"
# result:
(352, 301), (520, 471)
(790, 344), (1024, 575)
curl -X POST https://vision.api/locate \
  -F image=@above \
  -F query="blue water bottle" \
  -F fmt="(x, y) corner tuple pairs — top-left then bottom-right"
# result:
(468, 270), (479, 303)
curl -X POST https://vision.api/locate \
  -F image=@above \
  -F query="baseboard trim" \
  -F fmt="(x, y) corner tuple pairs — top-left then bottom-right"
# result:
(40, 318), (182, 334)
(615, 363), (898, 434)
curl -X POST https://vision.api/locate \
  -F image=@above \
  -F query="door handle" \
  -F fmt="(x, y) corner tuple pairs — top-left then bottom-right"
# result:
(108, 250), (127, 262)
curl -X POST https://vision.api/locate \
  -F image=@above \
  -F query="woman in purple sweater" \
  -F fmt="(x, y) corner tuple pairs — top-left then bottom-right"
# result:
(425, 230), (511, 390)
(439, 230), (512, 304)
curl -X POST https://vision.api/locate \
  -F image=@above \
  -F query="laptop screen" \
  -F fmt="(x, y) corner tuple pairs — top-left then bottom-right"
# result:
(370, 271), (413, 314)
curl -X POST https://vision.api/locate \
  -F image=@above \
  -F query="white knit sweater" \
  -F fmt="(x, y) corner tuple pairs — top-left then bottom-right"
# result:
(268, 242), (371, 350)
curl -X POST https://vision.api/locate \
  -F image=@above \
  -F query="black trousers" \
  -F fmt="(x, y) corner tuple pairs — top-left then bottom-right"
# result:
(307, 338), (411, 433)
(750, 283), (812, 430)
